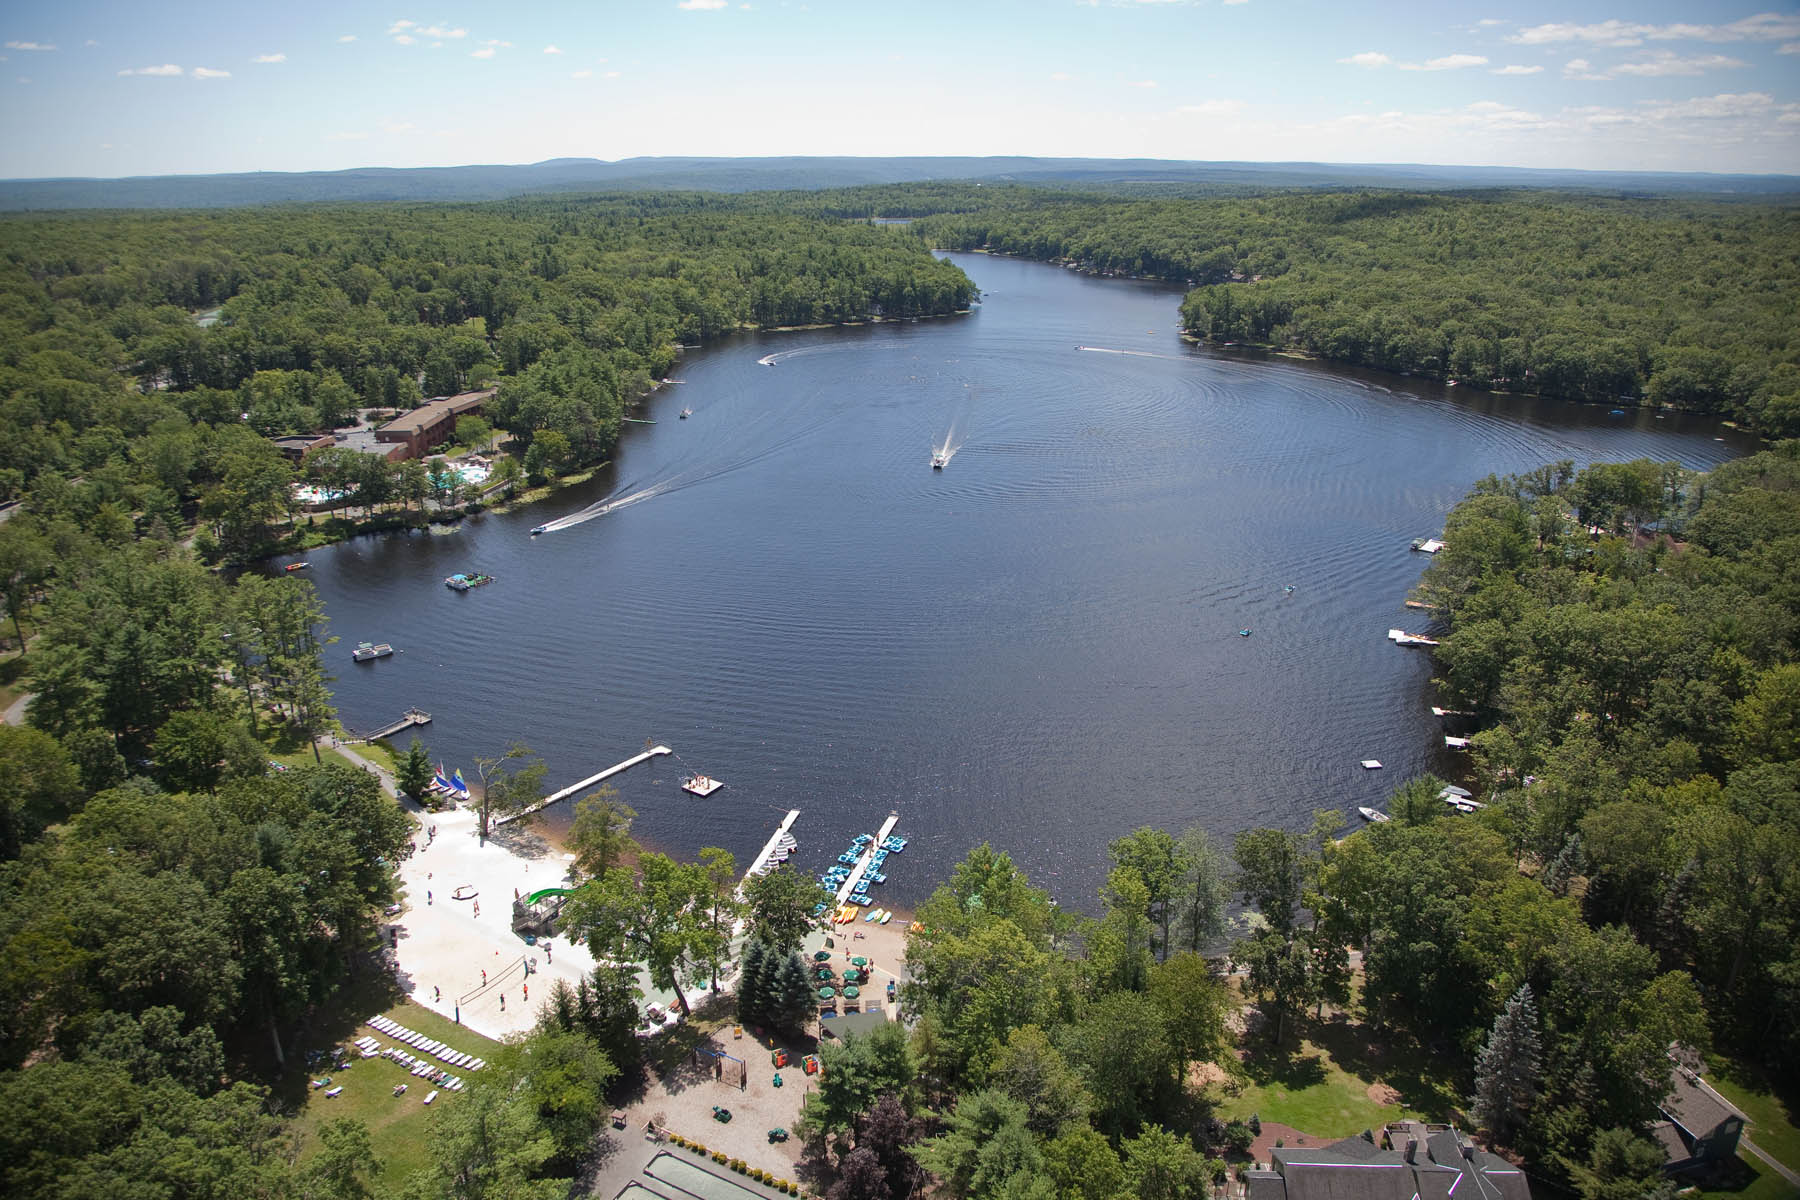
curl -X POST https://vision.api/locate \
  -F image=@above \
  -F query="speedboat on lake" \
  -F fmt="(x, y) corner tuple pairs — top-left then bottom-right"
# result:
(931, 450), (947, 469)
(1357, 806), (1391, 823)
(530, 525), (547, 536)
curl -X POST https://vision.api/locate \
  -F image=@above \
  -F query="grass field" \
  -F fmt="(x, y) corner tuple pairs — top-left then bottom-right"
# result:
(1705, 1059), (1800, 1176)
(1695, 1153), (1799, 1200)
(288, 995), (501, 1195)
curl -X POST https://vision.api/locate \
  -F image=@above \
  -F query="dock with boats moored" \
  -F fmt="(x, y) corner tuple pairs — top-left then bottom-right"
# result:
(360, 708), (432, 741)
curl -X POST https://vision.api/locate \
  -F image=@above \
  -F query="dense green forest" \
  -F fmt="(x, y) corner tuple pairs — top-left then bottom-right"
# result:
(913, 191), (1800, 434)
(0, 192), (975, 559)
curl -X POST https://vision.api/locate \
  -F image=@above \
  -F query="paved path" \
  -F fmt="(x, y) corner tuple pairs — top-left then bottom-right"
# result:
(1741, 1134), (1800, 1190)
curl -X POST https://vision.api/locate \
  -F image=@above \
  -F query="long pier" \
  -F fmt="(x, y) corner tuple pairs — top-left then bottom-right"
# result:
(494, 745), (671, 827)
(361, 708), (431, 742)
(835, 811), (900, 905)
(739, 809), (801, 888)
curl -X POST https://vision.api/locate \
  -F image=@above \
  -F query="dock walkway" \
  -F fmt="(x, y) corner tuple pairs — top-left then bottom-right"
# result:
(493, 746), (671, 827)
(835, 812), (900, 904)
(360, 708), (431, 742)
(740, 809), (801, 889)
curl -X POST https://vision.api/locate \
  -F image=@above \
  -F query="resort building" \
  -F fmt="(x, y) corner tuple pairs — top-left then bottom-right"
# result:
(1244, 1122), (1528, 1200)
(373, 389), (496, 459)
(1654, 1049), (1748, 1177)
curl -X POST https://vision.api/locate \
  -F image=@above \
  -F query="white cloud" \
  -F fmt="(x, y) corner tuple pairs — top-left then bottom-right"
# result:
(5, 41), (55, 51)
(571, 69), (592, 77)
(481, 39), (511, 46)
(1339, 51), (1391, 68)
(1563, 57), (1609, 80)
(543, 44), (563, 54)
(85, 40), (97, 46)
(387, 20), (415, 33)
(381, 119), (416, 134)
(118, 63), (184, 76)
(1221, 0), (1248, 5)
(1612, 52), (1746, 77)
(604, 69), (620, 78)
(1050, 71), (1072, 81)
(326, 130), (370, 141)
(1176, 98), (1245, 115)
(679, 0), (729, 9)
(471, 47), (495, 58)
(339, 34), (357, 43)
(191, 66), (230, 78)
(1128, 79), (1158, 88)
(420, 25), (467, 38)
(1511, 13), (1800, 47)
(1477, 17), (1504, 27)
(1777, 41), (1799, 54)
(1637, 91), (1777, 121)
(1401, 53), (1489, 71)
(252, 53), (285, 63)
(1491, 64), (1543, 75)
(393, 34), (415, 45)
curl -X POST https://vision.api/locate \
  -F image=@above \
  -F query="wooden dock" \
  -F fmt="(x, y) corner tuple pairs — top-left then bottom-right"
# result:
(361, 708), (431, 741)
(835, 812), (900, 905)
(493, 745), (671, 827)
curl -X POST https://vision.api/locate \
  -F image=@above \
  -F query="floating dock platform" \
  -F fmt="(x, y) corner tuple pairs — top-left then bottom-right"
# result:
(835, 812), (900, 905)
(682, 774), (723, 797)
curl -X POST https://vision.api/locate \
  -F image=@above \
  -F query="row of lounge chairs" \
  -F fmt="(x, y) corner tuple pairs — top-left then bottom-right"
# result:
(359, 1037), (466, 1091)
(366, 1015), (486, 1071)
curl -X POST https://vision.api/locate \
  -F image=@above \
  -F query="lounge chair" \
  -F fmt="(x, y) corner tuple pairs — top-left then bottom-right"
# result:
(324, 1086), (343, 1098)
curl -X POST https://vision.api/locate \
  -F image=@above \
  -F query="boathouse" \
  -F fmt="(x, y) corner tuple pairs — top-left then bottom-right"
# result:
(374, 388), (496, 459)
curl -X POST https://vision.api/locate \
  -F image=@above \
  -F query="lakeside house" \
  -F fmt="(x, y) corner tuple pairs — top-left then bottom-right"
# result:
(374, 388), (496, 459)
(1245, 1122), (1528, 1200)
(1654, 1047), (1748, 1178)
(269, 433), (336, 461)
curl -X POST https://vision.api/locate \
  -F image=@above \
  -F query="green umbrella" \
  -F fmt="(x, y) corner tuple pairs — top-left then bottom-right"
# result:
(812, 951), (831, 962)
(851, 956), (868, 967)
(843, 986), (860, 998)
(817, 986), (835, 999)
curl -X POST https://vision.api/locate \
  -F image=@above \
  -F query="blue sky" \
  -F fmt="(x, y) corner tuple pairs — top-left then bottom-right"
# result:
(1, 0), (1796, 178)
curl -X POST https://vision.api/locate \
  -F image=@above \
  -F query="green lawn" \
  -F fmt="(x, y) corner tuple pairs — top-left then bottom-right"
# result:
(288, 997), (500, 1195)
(1705, 1059), (1800, 1176)
(1694, 1152), (1799, 1200)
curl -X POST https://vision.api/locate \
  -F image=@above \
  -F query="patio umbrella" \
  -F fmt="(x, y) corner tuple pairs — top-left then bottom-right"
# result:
(813, 951), (831, 962)
(850, 956), (868, 967)
(843, 986), (860, 999)
(817, 986), (835, 1000)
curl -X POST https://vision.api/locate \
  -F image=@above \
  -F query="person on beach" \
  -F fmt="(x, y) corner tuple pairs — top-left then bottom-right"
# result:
(482, 969), (487, 986)
(499, 994), (505, 1011)
(434, 986), (440, 1002)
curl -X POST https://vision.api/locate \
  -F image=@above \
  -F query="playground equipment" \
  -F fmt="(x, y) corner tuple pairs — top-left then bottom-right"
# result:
(511, 887), (571, 937)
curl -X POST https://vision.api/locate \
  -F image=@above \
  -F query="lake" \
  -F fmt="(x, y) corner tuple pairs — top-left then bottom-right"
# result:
(295, 252), (1752, 911)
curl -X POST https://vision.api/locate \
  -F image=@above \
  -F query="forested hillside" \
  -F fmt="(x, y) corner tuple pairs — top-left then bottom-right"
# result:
(913, 192), (1800, 434)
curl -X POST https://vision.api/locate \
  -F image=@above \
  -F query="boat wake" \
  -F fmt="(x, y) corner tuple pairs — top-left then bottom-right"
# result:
(1076, 345), (1187, 362)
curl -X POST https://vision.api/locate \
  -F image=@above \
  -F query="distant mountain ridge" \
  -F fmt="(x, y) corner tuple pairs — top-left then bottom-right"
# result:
(2, 155), (1796, 210)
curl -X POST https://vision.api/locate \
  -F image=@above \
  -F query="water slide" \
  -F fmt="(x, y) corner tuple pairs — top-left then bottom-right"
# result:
(523, 888), (574, 906)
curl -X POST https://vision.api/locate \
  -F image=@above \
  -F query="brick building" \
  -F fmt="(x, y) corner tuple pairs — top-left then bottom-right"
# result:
(373, 389), (495, 460)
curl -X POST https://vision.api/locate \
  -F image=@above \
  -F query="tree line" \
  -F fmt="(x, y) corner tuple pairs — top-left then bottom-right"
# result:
(909, 190), (1800, 434)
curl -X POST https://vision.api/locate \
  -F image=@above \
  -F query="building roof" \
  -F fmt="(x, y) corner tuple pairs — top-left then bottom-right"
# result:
(1261, 1126), (1529, 1200)
(1662, 1064), (1747, 1140)
(377, 389), (495, 437)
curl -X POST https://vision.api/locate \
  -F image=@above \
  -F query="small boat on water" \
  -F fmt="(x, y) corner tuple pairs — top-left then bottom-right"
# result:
(1412, 537), (1446, 554)
(352, 641), (394, 662)
(931, 449), (948, 469)
(1438, 784), (1473, 799)
(530, 525), (547, 536)
(1388, 628), (1440, 647)
(679, 408), (692, 419)
(1361, 759), (1384, 770)
(681, 773), (723, 797)
(1357, 806), (1391, 823)
(285, 561), (310, 572)
(444, 572), (495, 592)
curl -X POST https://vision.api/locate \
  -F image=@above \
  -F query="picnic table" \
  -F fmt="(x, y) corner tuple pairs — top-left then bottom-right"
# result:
(769, 1128), (790, 1143)
(712, 1105), (733, 1123)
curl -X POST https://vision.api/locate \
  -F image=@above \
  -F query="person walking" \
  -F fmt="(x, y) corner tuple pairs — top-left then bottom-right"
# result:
(522, 982), (528, 1001)
(481, 968), (487, 986)
(499, 994), (505, 1011)
(434, 985), (441, 1002)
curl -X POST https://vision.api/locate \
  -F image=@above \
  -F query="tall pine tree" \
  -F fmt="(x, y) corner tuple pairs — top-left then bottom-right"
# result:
(1471, 983), (1542, 1143)
(738, 937), (769, 1026)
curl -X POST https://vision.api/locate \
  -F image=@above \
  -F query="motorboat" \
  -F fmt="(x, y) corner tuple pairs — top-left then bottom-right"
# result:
(444, 572), (495, 591)
(931, 450), (947, 469)
(1357, 806), (1391, 823)
(530, 525), (547, 536)
(679, 408), (692, 419)
(352, 641), (394, 662)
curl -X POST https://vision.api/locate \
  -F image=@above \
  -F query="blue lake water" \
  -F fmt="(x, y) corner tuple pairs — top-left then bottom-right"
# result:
(292, 252), (1751, 911)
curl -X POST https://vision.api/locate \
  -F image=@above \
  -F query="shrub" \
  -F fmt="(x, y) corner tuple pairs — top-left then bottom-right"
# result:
(714, 1151), (727, 1163)
(1249, 1113), (1262, 1136)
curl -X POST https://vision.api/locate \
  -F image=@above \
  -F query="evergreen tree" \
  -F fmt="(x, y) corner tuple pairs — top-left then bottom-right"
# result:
(1543, 834), (1585, 897)
(775, 951), (816, 1032)
(738, 938), (769, 1026)
(395, 736), (433, 804)
(1471, 983), (1542, 1143)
